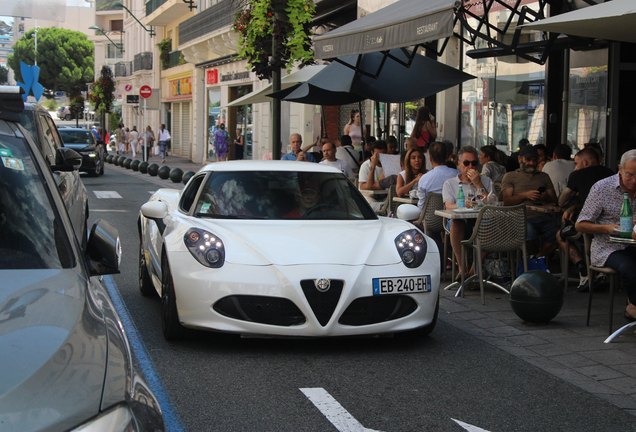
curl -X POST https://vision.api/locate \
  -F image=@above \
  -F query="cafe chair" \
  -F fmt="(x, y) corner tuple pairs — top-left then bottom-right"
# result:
(561, 231), (582, 292)
(388, 185), (400, 216)
(582, 233), (619, 335)
(460, 204), (528, 305)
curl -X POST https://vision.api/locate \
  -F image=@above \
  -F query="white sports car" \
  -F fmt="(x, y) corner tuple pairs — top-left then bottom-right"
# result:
(138, 161), (440, 340)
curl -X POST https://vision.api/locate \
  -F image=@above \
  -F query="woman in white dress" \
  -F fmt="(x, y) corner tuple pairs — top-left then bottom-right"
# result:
(396, 147), (427, 196)
(344, 110), (362, 153)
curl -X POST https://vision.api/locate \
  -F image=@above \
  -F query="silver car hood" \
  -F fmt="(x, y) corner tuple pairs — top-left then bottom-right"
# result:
(0, 269), (107, 432)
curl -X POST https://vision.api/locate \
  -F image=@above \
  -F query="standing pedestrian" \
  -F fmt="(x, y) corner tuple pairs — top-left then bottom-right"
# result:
(116, 123), (126, 154)
(143, 125), (155, 160)
(234, 129), (244, 160)
(124, 127), (131, 154)
(213, 123), (230, 161)
(129, 126), (139, 158)
(157, 124), (171, 163)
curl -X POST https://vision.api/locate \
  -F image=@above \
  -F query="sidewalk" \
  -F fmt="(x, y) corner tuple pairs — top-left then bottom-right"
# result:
(439, 277), (636, 416)
(106, 153), (636, 414)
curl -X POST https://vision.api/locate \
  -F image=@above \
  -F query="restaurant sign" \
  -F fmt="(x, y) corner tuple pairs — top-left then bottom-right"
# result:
(221, 72), (250, 82)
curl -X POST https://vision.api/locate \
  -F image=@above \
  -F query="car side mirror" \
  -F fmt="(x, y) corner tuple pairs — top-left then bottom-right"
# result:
(52, 147), (82, 171)
(141, 201), (169, 235)
(396, 204), (421, 222)
(86, 219), (121, 276)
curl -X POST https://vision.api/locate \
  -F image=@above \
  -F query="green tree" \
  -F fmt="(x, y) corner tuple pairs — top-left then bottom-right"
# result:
(7, 27), (94, 93)
(89, 66), (116, 130)
(0, 66), (8, 84)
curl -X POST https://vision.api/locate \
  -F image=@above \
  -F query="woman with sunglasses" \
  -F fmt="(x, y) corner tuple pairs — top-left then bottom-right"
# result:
(479, 145), (506, 182)
(397, 147), (427, 196)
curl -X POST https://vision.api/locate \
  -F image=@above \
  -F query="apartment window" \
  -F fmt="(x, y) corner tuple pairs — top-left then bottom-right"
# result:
(111, 20), (123, 31)
(107, 43), (123, 59)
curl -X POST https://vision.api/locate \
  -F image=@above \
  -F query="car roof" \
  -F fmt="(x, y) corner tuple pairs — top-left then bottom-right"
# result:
(201, 160), (342, 173)
(23, 103), (50, 114)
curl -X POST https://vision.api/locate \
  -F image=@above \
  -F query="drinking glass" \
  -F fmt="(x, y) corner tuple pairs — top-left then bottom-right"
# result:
(475, 188), (487, 206)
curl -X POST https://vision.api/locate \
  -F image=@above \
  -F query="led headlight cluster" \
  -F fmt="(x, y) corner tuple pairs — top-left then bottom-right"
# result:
(394, 229), (427, 268)
(184, 228), (225, 268)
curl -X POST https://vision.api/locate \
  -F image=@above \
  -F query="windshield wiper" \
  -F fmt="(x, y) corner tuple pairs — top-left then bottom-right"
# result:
(195, 213), (267, 219)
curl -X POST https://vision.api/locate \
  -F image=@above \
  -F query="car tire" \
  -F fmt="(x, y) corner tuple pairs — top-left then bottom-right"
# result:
(99, 155), (105, 175)
(396, 295), (439, 339)
(139, 242), (154, 297)
(89, 157), (101, 177)
(161, 253), (186, 340)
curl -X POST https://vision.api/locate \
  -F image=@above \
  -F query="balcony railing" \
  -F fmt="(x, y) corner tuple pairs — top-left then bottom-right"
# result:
(179, 0), (236, 45)
(114, 61), (132, 77)
(167, 50), (182, 69)
(133, 52), (153, 72)
(146, 0), (168, 16)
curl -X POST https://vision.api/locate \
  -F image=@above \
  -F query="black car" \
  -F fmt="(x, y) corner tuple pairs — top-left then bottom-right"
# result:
(0, 86), (165, 431)
(18, 102), (89, 247)
(58, 127), (106, 176)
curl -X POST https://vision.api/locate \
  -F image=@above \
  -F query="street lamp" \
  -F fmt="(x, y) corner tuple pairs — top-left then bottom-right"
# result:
(89, 25), (125, 53)
(111, 2), (156, 38)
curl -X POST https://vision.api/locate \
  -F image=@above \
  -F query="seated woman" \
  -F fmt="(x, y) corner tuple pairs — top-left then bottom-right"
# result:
(396, 147), (427, 196)
(478, 145), (506, 183)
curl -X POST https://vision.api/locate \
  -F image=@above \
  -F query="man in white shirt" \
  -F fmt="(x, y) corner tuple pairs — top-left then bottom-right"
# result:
(359, 140), (388, 212)
(129, 126), (139, 158)
(542, 143), (575, 197)
(417, 141), (459, 208)
(320, 142), (355, 178)
(157, 124), (171, 163)
(335, 135), (360, 174)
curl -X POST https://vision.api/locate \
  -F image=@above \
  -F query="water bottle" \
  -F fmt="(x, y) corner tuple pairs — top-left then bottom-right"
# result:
(620, 192), (633, 238)
(457, 186), (465, 209)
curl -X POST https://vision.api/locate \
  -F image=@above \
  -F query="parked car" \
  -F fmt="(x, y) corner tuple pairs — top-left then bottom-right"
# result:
(58, 127), (105, 176)
(0, 86), (165, 432)
(19, 102), (89, 247)
(138, 161), (440, 340)
(57, 105), (70, 120)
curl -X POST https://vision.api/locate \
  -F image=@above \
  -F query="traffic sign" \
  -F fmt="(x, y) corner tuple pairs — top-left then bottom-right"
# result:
(140, 85), (152, 99)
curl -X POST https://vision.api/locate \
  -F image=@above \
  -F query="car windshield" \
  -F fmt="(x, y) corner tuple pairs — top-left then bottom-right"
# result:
(193, 170), (376, 220)
(0, 129), (74, 269)
(59, 129), (94, 145)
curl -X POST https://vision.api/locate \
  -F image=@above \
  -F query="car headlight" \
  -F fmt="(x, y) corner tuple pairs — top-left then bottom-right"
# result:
(394, 229), (427, 268)
(184, 228), (225, 268)
(87, 152), (97, 158)
(71, 404), (133, 432)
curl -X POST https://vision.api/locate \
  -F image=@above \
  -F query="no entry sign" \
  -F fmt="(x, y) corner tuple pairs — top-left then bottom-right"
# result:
(140, 85), (152, 99)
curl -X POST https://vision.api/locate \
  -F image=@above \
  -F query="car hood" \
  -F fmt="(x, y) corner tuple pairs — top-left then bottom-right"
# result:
(181, 218), (431, 266)
(64, 143), (96, 152)
(0, 269), (107, 432)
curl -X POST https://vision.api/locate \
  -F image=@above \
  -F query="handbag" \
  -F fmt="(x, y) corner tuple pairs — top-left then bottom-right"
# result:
(517, 256), (549, 276)
(154, 146), (160, 155)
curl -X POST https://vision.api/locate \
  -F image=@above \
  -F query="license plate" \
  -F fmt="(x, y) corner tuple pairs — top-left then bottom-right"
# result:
(372, 276), (431, 295)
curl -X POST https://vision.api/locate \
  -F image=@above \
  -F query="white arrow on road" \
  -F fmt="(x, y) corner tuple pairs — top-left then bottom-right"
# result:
(300, 388), (492, 432)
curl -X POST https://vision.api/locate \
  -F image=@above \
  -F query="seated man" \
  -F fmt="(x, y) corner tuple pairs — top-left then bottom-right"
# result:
(501, 145), (558, 258)
(320, 141), (355, 178)
(577, 149), (636, 321)
(359, 140), (388, 213)
(557, 147), (614, 291)
(281, 133), (316, 162)
(442, 146), (492, 277)
(417, 141), (459, 209)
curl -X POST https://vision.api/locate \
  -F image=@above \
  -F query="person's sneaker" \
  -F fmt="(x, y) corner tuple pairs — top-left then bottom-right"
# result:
(575, 275), (589, 292)
(594, 273), (608, 285)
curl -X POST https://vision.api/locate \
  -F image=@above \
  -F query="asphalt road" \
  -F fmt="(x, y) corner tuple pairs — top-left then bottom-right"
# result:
(80, 164), (636, 432)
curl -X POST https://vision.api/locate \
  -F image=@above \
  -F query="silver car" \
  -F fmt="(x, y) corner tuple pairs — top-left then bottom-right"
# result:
(0, 87), (164, 431)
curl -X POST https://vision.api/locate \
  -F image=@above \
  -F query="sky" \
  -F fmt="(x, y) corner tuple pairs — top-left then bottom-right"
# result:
(1, 0), (93, 25)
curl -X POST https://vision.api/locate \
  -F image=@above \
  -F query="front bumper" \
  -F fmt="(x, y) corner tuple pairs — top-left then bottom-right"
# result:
(170, 254), (440, 337)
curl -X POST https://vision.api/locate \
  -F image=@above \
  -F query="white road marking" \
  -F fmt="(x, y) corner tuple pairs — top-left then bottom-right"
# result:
(452, 418), (492, 432)
(93, 191), (122, 199)
(300, 388), (383, 432)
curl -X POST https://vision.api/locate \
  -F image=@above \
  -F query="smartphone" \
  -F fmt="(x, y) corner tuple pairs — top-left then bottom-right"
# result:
(537, 186), (546, 193)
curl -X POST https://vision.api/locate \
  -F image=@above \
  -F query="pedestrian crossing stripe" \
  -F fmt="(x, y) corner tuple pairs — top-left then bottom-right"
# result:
(94, 191), (122, 199)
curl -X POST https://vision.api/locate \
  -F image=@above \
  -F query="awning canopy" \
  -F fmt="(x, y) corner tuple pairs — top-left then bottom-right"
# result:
(522, 0), (636, 44)
(313, 0), (459, 60)
(225, 65), (327, 107)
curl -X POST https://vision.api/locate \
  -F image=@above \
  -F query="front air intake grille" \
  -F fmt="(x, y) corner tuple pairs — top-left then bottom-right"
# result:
(300, 279), (344, 326)
(213, 295), (305, 326)
(339, 295), (418, 326)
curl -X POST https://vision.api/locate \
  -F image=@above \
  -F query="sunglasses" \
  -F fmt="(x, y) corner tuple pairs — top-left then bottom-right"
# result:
(462, 160), (479, 167)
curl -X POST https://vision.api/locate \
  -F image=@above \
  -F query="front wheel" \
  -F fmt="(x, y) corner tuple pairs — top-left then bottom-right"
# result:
(161, 254), (186, 340)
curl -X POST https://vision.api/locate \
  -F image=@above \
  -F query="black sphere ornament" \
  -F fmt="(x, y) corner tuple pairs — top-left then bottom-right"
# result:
(124, 158), (133, 169)
(510, 270), (563, 324)
(118, 156), (127, 166)
(158, 165), (170, 179)
(169, 168), (183, 183)
(131, 159), (140, 171)
(182, 171), (195, 185)
(106, 155), (114, 164)
(147, 163), (159, 176)
(139, 161), (149, 174)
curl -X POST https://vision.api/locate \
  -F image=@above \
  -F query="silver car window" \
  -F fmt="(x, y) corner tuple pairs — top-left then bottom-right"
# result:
(0, 134), (74, 269)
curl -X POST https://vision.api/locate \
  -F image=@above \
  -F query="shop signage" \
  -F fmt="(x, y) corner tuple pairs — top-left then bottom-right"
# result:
(127, 95), (139, 104)
(170, 77), (192, 97)
(125, 84), (133, 92)
(221, 71), (250, 82)
(207, 69), (218, 85)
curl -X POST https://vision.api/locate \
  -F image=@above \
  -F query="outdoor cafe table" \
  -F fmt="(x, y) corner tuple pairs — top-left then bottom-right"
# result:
(393, 196), (418, 204)
(434, 208), (511, 297)
(605, 234), (636, 343)
(359, 189), (389, 198)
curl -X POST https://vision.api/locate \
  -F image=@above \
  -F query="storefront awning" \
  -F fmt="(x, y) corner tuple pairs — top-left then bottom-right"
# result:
(522, 0), (636, 44)
(313, 0), (459, 60)
(225, 65), (327, 107)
